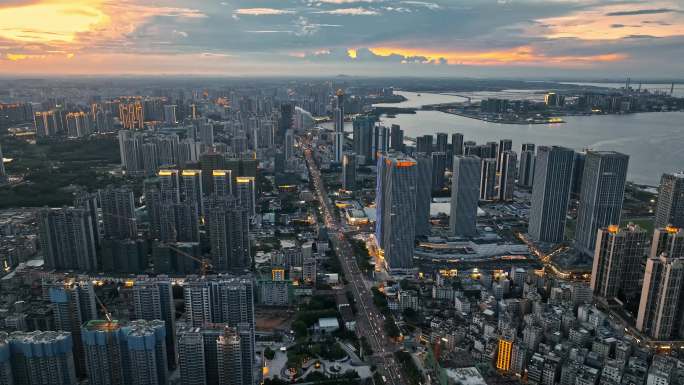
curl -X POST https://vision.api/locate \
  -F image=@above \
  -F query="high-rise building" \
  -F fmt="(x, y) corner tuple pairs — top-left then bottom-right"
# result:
(178, 323), (254, 385)
(654, 173), (684, 229)
(571, 152), (586, 198)
(431, 152), (447, 192)
(591, 224), (648, 302)
(47, 280), (98, 377)
(416, 135), (433, 155)
(38, 207), (98, 271)
(99, 186), (137, 239)
(372, 125), (389, 161)
(0, 333), (11, 384)
(207, 198), (250, 272)
(497, 139), (513, 172)
(575, 151), (629, 255)
(235, 177), (256, 219)
(216, 327), (243, 385)
(450, 156), (481, 238)
(74, 191), (101, 250)
(178, 330), (206, 385)
(528, 146), (575, 243)
(414, 153), (432, 238)
(479, 159), (497, 201)
(284, 129), (295, 160)
(342, 153), (357, 191)
(130, 277), (177, 369)
(212, 170), (233, 198)
(436, 133), (448, 153)
(65, 111), (91, 138)
(333, 90), (345, 163)
(451, 133), (464, 157)
(181, 170), (204, 218)
(375, 154), (417, 272)
(278, 104), (293, 145)
(497, 150), (517, 201)
(484, 141), (498, 160)
(6, 331), (77, 385)
(199, 121), (214, 147)
(183, 276), (255, 330)
(496, 337), (513, 372)
(164, 105), (177, 125)
(636, 227), (684, 340)
(199, 152), (225, 193)
(0, 143), (6, 184)
(518, 143), (536, 188)
(82, 320), (126, 385)
(352, 116), (375, 163)
(123, 320), (168, 385)
(390, 124), (404, 151)
(158, 169), (181, 203)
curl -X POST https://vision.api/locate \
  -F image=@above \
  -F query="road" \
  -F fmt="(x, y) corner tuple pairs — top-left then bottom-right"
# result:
(304, 146), (405, 385)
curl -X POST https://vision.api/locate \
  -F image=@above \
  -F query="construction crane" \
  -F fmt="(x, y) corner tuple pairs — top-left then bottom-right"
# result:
(92, 285), (114, 322)
(163, 243), (213, 276)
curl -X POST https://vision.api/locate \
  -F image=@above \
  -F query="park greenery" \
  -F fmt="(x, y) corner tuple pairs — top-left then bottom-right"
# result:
(0, 135), (121, 208)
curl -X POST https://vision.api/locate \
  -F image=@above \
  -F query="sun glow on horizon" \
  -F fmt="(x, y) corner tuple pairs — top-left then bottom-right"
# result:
(0, 1), (108, 43)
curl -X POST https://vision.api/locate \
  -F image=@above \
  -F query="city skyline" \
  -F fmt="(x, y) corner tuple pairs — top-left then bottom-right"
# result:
(0, 0), (682, 77)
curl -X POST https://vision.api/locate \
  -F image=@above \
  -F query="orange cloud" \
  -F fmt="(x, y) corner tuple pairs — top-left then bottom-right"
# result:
(0, 0), (206, 54)
(535, 2), (684, 40)
(366, 46), (626, 66)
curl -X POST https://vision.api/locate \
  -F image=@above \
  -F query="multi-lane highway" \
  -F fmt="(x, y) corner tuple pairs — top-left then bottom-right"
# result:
(304, 146), (405, 385)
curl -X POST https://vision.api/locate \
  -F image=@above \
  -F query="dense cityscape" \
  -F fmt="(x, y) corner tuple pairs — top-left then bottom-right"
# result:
(1, 1), (684, 385)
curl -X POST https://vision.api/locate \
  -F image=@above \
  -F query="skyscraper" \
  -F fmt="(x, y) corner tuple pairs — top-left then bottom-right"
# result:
(497, 150), (517, 202)
(284, 129), (295, 160)
(654, 172), (684, 229)
(99, 186), (137, 239)
(431, 152), (447, 192)
(181, 170), (204, 218)
(479, 159), (497, 201)
(518, 143), (535, 188)
(390, 124), (404, 151)
(591, 224), (648, 301)
(451, 133), (464, 157)
(199, 121), (214, 147)
(352, 116), (375, 162)
(436, 132), (448, 153)
(217, 327), (243, 385)
(528, 146), (575, 243)
(0, 143), (6, 184)
(450, 156), (481, 238)
(212, 170), (233, 198)
(333, 90), (344, 163)
(207, 198), (250, 272)
(82, 320), (126, 385)
(416, 135), (433, 155)
(497, 139), (512, 172)
(278, 104), (293, 145)
(74, 191), (101, 250)
(235, 177), (256, 219)
(414, 153), (432, 238)
(38, 207), (98, 271)
(178, 330), (206, 385)
(375, 154), (417, 272)
(372, 125), (389, 161)
(125, 320), (168, 385)
(183, 276), (255, 329)
(47, 280), (98, 378)
(636, 227), (684, 340)
(6, 331), (77, 385)
(130, 277), (177, 369)
(342, 153), (357, 191)
(575, 151), (629, 256)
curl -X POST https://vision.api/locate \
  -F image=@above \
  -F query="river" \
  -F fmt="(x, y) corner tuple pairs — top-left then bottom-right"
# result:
(356, 91), (683, 186)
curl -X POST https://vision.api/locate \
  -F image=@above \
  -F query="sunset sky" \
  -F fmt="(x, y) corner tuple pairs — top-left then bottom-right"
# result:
(0, 0), (682, 77)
